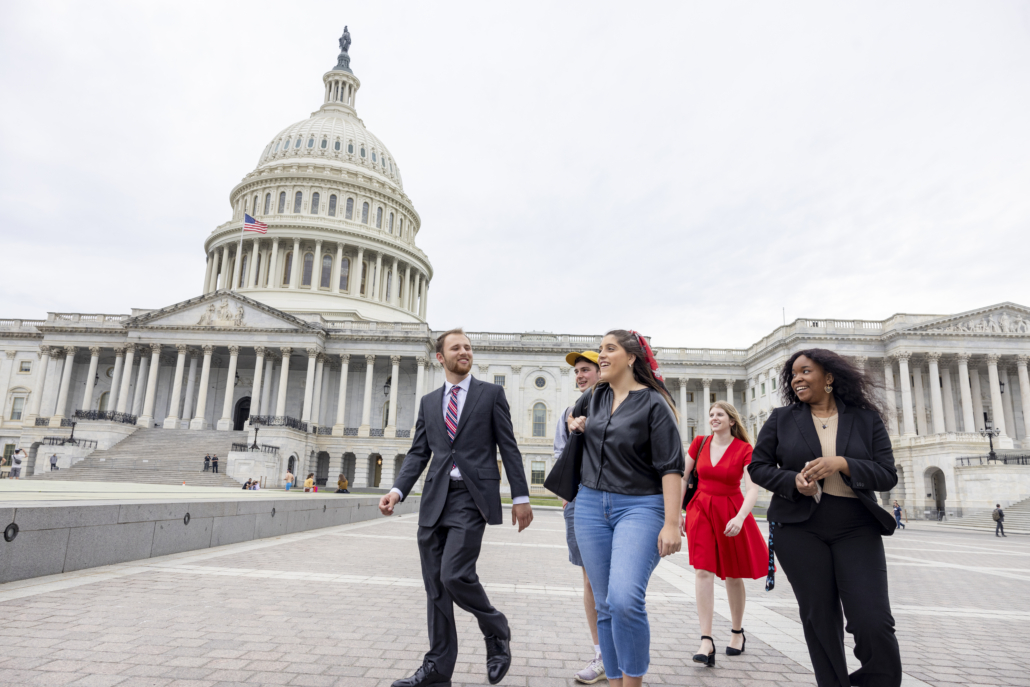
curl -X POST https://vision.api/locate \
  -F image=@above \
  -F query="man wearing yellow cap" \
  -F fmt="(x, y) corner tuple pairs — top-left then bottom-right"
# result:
(555, 350), (605, 684)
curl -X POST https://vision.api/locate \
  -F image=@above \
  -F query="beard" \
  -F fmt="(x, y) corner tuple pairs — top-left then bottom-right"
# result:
(444, 355), (472, 375)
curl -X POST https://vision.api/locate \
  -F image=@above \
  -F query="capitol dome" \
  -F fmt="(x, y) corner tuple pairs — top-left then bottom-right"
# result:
(201, 29), (431, 324)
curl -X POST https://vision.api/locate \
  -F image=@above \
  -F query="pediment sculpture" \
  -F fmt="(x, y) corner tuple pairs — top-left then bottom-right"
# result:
(197, 298), (247, 327)
(932, 312), (1030, 334)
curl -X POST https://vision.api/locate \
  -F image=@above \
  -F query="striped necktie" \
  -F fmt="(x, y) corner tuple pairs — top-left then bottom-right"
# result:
(445, 385), (460, 443)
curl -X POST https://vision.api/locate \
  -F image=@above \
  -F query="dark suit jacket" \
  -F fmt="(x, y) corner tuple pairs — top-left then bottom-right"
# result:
(747, 398), (898, 535)
(393, 376), (530, 528)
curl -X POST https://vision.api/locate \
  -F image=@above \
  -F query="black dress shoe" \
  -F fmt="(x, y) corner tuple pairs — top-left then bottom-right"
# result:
(391, 661), (451, 687)
(485, 634), (511, 685)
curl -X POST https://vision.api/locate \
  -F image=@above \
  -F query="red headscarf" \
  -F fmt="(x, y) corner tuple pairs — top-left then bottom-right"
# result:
(629, 330), (663, 382)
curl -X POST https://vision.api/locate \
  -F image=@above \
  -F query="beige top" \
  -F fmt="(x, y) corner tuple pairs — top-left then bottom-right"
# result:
(811, 410), (856, 498)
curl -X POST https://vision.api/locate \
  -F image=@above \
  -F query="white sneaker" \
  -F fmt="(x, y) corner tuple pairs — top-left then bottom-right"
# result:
(575, 657), (605, 684)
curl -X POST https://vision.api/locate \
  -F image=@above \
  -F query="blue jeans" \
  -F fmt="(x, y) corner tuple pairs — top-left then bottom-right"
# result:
(574, 485), (665, 678)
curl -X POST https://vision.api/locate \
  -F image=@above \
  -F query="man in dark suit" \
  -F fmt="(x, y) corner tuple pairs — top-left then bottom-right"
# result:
(379, 328), (533, 687)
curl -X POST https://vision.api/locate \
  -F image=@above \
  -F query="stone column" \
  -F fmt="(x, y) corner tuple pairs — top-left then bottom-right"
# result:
(332, 244), (344, 294)
(162, 344), (188, 428)
(1017, 356), (1030, 446)
(310, 354), (325, 428)
(700, 379), (712, 435)
(970, 363), (986, 431)
(301, 348), (319, 426)
(333, 354), (351, 435)
(52, 347), (77, 423)
(402, 265), (412, 309)
(260, 353), (275, 417)
(880, 360), (898, 436)
(511, 366), (523, 436)
(108, 347), (126, 412)
(412, 273), (421, 312)
(138, 344), (162, 426)
(215, 346), (240, 430)
(230, 244), (243, 290)
(268, 238), (279, 289)
(115, 345), (135, 414)
(1000, 365), (1017, 440)
(941, 363), (957, 433)
(926, 353), (946, 435)
(986, 354), (1007, 437)
(275, 348), (291, 416)
(312, 239), (323, 289)
(724, 379), (735, 408)
(319, 361), (333, 427)
(912, 362), (928, 435)
(420, 280), (428, 318)
(389, 258), (400, 306)
(249, 346), (266, 421)
(80, 346), (102, 413)
(678, 378), (689, 441)
(359, 355), (375, 436)
(190, 345), (214, 430)
(355, 247), (365, 296)
(896, 353), (916, 436)
(289, 238), (300, 289)
(24, 346), (51, 420)
(249, 238), (260, 288)
(131, 352), (150, 416)
(956, 353), (976, 433)
(386, 355), (401, 437)
(412, 356), (426, 434)
(203, 253), (215, 293)
(181, 349), (200, 427)
(218, 245), (230, 290)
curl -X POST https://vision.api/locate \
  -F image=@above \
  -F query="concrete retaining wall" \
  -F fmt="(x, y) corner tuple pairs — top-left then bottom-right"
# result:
(0, 494), (419, 584)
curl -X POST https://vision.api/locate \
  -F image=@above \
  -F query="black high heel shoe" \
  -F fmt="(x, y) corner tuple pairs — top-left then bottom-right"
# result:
(692, 636), (715, 667)
(726, 628), (746, 656)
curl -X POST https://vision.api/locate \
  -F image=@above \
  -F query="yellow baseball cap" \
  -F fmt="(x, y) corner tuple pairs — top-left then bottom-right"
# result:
(565, 350), (600, 367)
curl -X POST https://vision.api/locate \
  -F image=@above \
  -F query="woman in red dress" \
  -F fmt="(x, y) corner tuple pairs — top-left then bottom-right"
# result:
(682, 401), (768, 667)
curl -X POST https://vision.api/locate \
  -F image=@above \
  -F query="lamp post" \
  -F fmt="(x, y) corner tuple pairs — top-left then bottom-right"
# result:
(250, 426), (260, 450)
(979, 411), (1001, 461)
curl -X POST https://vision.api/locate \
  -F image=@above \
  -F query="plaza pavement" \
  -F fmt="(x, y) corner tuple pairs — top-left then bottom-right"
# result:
(0, 506), (1026, 687)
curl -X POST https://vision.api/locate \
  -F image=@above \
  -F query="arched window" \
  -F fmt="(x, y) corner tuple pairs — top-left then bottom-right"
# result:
(238, 255), (248, 287)
(294, 138), (302, 149)
(372, 151), (377, 163)
(361, 202), (369, 224)
(278, 192), (286, 213)
(388, 212), (394, 233)
(381, 156), (386, 168)
(293, 191), (302, 213)
(385, 271), (392, 301)
(252, 195), (258, 215)
(320, 255), (332, 288)
(348, 142), (354, 154)
(263, 193), (271, 214)
(339, 257), (350, 291)
(307, 137), (314, 148)
(375, 207), (382, 228)
(310, 192), (320, 214)
(301, 252), (314, 286)
(328, 195), (337, 217)
(282, 252), (293, 285)
(334, 141), (341, 151)
(283, 138), (290, 150)
(320, 139), (327, 149)
(533, 403), (547, 437)
(345, 198), (354, 219)
(98, 391), (109, 412)
(274, 141), (281, 153)
(360, 146), (366, 158)
(360, 261), (368, 295)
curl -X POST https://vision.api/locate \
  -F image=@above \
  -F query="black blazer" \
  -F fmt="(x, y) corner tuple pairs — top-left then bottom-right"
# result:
(747, 398), (898, 535)
(393, 377), (530, 528)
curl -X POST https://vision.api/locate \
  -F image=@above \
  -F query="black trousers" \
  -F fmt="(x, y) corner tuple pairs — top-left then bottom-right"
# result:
(416, 484), (508, 678)
(996, 521), (1005, 536)
(212, 463), (218, 473)
(776, 495), (902, 687)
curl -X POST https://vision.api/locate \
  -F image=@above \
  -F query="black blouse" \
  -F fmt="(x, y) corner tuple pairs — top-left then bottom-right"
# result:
(578, 385), (685, 496)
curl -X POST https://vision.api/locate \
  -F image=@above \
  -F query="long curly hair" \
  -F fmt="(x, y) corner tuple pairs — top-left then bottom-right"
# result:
(778, 348), (885, 418)
(602, 329), (678, 421)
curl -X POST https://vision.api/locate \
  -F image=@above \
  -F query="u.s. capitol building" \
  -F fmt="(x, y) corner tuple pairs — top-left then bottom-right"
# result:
(2, 34), (1028, 520)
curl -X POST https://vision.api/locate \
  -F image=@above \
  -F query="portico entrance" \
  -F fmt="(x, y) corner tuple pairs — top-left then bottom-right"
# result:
(233, 397), (250, 431)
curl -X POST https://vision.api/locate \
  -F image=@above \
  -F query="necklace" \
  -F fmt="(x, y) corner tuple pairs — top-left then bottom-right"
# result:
(813, 410), (836, 429)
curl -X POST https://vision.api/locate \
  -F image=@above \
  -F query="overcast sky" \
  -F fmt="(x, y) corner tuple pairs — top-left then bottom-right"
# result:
(1, 1), (1028, 349)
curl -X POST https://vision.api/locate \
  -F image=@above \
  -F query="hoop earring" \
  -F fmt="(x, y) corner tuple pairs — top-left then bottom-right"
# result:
(824, 384), (833, 394)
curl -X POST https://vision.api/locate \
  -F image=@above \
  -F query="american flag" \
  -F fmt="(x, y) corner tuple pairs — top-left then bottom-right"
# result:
(244, 214), (268, 234)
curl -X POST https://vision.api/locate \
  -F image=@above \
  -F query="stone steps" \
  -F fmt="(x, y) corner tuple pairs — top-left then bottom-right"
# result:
(29, 427), (247, 488)
(949, 495), (1030, 531)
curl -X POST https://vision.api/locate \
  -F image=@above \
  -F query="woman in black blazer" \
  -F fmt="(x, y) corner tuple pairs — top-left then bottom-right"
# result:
(748, 349), (901, 687)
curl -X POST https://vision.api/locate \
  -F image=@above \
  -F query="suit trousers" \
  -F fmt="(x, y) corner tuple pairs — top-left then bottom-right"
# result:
(775, 495), (902, 687)
(416, 484), (509, 677)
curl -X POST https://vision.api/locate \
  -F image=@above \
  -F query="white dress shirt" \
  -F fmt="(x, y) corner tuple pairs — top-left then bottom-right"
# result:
(390, 374), (529, 505)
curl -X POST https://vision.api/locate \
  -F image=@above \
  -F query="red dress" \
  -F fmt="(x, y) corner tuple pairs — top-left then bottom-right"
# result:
(685, 436), (769, 580)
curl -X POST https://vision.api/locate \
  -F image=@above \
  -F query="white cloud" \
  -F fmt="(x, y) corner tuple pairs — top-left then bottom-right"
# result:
(1, 1), (1027, 348)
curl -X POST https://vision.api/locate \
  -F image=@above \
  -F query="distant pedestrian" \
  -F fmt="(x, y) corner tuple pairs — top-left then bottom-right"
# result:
(243, 479), (254, 490)
(203, 454), (211, 472)
(50, 454), (59, 471)
(993, 504), (1006, 537)
(893, 501), (905, 530)
(336, 473), (350, 494)
(303, 473), (316, 492)
(284, 470), (295, 490)
(10, 449), (24, 479)
(211, 454), (219, 473)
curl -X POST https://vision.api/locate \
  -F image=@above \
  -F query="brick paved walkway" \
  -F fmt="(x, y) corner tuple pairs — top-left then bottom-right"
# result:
(0, 509), (1026, 687)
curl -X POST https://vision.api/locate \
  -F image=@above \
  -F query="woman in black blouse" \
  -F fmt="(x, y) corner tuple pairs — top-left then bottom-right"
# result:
(567, 330), (684, 687)
(748, 349), (901, 687)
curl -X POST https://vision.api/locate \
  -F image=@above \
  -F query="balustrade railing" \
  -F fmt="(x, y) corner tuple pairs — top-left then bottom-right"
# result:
(315, 426), (333, 435)
(343, 428), (358, 436)
(397, 429), (411, 438)
(60, 418), (75, 427)
(957, 454), (1030, 466)
(35, 417), (51, 426)
(248, 415), (308, 432)
(74, 410), (139, 425)
(370, 429), (385, 437)
(231, 443), (280, 454)
(42, 436), (98, 449)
